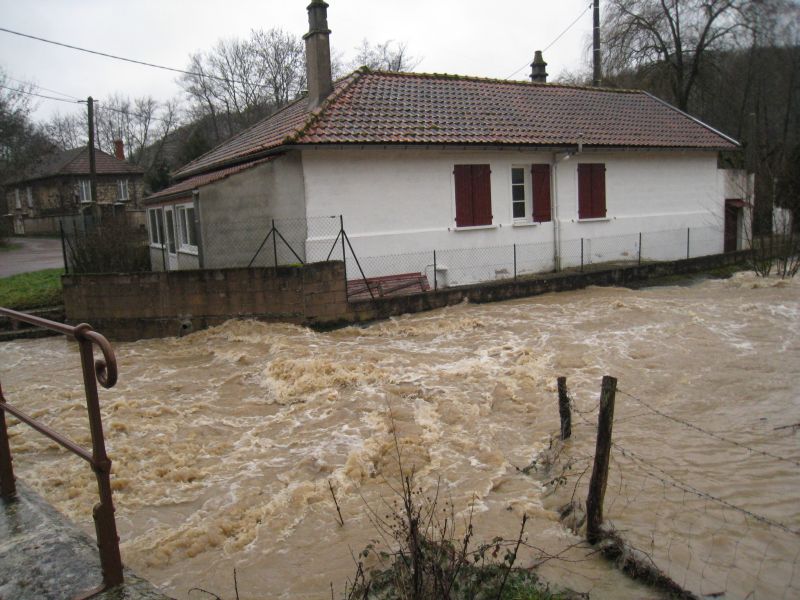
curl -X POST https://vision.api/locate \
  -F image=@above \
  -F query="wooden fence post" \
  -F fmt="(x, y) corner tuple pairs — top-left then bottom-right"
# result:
(557, 376), (571, 440)
(586, 375), (617, 544)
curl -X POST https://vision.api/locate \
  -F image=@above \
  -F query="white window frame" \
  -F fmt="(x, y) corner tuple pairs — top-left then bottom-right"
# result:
(147, 207), (164, 247)
(14, 189), (21, 210)
(25, 187), (33, 209)
(78, 179), (92, 203)
(510, 165), (531, 222)
(176, 203), (198, 254)
(117, 179), (130, 202)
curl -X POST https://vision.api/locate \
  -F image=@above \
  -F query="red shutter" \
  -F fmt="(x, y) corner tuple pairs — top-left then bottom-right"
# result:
(578, 164), (592, 219)
(591, 164), (606, 218)
(454, 165), (473, 227)
(471, 164), (492, 225)
(531, 164), (551, 223)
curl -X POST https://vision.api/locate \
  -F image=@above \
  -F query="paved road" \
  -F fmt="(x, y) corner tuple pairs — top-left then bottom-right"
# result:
(0, 237), (65, 278)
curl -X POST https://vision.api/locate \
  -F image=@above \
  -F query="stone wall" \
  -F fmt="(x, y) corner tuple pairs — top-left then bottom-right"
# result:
(62, 261), (349, 340)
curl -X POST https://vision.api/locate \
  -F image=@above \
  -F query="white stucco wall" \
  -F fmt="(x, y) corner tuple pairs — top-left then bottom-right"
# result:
(301, 147), (725, 285)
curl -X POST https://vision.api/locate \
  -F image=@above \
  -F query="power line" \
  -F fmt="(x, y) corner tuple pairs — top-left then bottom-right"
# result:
(4, 75), (80, 101)
(0, 83), (80, 105)
(0, 26), (265, 88)
(505, 2), (594, 80)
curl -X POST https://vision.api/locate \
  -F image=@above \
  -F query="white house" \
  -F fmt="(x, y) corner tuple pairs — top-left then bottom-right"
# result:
(145, 0), (746, 288)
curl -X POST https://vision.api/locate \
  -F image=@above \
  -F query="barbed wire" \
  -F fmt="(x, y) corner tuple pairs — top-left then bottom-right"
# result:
(612, 441), (799, 537)
(617, 388), (800, 467)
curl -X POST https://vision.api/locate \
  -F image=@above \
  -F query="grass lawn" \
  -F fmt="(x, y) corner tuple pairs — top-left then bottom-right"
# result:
(0, 269), (64, 310)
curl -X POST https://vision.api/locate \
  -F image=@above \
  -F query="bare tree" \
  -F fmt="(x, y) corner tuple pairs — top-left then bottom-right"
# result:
(0, 68), (54, 184)
(180, 28), (305, 142)
(43, 111), (85, 150)
(251, 28), (306, 105)
(602, 0), (746, 111)
(350, 39), (421, 72)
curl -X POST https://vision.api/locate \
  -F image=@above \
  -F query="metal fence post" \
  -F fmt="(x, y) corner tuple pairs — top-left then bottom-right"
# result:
(59, 220), (69, 274)
(513, 244), (517, 280)
(580, 238), (584, 272)
(687, 227), (691, 259)
(272, 219), (278, 270)
(638, 232), (642, 266)
(340, 215), (347, 295)
(433, 250), (438, 291)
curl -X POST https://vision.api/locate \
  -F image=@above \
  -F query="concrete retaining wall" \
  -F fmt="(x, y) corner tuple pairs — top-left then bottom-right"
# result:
(63, 261), (348, 340)
(62, 252), (749, 341)
(348, 250), (751, 323)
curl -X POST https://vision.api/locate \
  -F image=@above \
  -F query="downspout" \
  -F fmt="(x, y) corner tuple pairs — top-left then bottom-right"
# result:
(552, 146), (581, 271)
(552, 156), (561, 271)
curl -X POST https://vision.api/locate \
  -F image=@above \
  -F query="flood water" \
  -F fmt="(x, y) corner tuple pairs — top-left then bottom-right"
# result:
(1, 272), (799, 599)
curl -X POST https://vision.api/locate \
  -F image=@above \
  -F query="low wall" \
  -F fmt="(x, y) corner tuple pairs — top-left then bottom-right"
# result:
(63, 252), (749, 341)
(348, 250), (751, 323)
(63, 261), (348, 340)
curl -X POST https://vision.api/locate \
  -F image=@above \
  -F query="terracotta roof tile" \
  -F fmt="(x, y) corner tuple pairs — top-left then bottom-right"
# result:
(10, 146), (144, 184)
(146, 156), (277, 202)
(174, 70), (738, 179)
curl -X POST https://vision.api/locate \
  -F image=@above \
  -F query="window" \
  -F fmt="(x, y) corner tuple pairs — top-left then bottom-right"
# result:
(164, 208), (176, 254)
(117, 179), (130, 202)
(14, 189), (21, 209)
(148, 207), (164, 246)
(78, 180), (92, 203)
(177, 204), (198, 252)
(454, 164), (492, 227)
(511, 167), (526, 219)
(531, 164), (551, 223)
(26, 187), (33, 209)
(577, 163), (606, 220)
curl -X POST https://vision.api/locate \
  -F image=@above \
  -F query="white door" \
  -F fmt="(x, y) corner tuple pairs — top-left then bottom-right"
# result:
(164, 207), (179, 270)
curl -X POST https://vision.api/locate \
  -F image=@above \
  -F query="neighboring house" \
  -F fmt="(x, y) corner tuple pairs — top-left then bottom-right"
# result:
(4, 142), (145, 235)
(145, 0), (747, 284)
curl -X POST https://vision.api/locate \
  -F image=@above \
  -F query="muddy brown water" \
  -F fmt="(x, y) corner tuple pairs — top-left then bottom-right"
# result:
(1, 272), (798, 599)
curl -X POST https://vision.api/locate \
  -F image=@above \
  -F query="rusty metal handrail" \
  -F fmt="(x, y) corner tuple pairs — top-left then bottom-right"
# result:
(0, 307), (123, 598)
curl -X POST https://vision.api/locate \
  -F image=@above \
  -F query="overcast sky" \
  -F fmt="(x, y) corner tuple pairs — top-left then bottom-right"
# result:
(0, 0), (595, 123)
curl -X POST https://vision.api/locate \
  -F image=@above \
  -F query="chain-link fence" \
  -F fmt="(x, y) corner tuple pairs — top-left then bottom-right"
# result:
(197, 216), (726, 299)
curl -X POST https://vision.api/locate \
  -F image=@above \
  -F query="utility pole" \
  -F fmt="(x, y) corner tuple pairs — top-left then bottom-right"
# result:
(593, 0), (602, 87)
(87, 96), (98, 217)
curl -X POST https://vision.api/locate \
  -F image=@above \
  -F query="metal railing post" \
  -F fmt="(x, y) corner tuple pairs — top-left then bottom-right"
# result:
(75, 325), (123, 589)
(581, 238), (584, 272)
(0, 382), (16, 499)
(0, 309), (124, 594)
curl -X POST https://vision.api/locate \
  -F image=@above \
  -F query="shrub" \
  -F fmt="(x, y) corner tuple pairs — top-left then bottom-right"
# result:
(64, 216), (150, 274)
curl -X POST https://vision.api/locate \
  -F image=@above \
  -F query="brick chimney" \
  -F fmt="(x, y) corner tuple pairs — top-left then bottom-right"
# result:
(304, 0), (333, 109)
(530, 51), (548, 84)
(113, 139), (125, 161)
